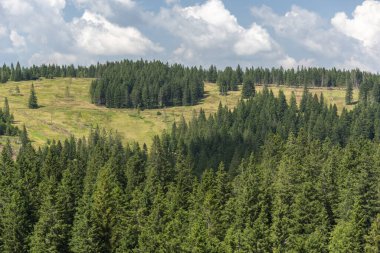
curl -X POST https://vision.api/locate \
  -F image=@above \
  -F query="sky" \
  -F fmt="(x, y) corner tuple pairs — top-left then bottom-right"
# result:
(1, 0), (380, 72)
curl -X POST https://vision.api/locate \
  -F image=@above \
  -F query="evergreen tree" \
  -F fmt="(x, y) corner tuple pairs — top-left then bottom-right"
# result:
(365, 214), (380, 253)
(241, 71), (255, 99)
(346, 79), (354, 105)
(372, 83), (380, 104)
(3, 97), (10, 119)
(1, 190), (31, 253)
(29, 179), (67, 253)
(28, 83), (39, 109)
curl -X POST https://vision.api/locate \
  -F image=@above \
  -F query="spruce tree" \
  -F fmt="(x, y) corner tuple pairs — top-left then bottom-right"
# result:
(346, 79), (354, 105)
(29, 179), (67, 253)
(372, 83), (380, 103)
(28, 83), (39, 109)
(241, 71), (255, 99)
(365, 214), (380, 253)
(3, 97), (10, 119)
(1, 190), (32, 253)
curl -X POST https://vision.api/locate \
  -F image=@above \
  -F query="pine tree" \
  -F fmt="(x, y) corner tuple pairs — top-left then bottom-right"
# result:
(372, 83), (380, 103)
(1, 190), (32, 253)
(3, 97), (10, 119)
(14, 62), (22, 82)
(365, 214), (380, 253)
(241, 71), (255, 99)
(29, 179), (67, 253)
(28, 83), (39, 109)
(19, 125), (29, 147)
(346, 79), (354, 105)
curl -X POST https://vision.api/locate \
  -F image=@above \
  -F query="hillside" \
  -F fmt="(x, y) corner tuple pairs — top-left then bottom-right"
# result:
(0, 78), (358, 146)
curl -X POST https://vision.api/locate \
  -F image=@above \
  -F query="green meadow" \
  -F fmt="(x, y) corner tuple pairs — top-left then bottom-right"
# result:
(0, 78), (358, 147)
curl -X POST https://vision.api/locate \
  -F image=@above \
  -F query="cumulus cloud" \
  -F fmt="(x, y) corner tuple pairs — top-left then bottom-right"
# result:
(234, 24), (272, 55)
(250, 3), (380, 71)
(72, 11), (162, 55)
(252, 5), (346, 57)
(156, 0), (274, 65)
(29, 52), (78, 65)
(10, 30), (26, 48)
(332, 0), (380, 48)
(0, 0), (33, 16)
(2, 0), (380, 72)
(73, 0), (135, 17)
(114, 0), (135, 8)
(0, 0), (160, 65)
(330, 0), (380, 71)
(0, 26), (7, 37)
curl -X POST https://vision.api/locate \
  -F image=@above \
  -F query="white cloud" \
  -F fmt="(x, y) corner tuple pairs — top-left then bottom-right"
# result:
(252, 5), (343, 56)
(157, 0), (241, 48)
(73, 0), (135, 16)
(332, 0), (380, 48)
(329, 0), (380, 71)
(72, 11), (162, 55)
(36, 0), (66, 10)
(10, 30), (26, 48)
(173, 44), (194, 60)
(29, 52), (78, 65)
(165, 0), (179, 5)
(157, 0), (273, 62)
(234, 24), (272, 55)
(114, 0), (135, 8)
(0, 26), (7, 37)
(0, 0), (33, 16)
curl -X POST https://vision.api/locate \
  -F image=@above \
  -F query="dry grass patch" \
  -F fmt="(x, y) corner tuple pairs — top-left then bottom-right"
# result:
(0, 79), (357, 147)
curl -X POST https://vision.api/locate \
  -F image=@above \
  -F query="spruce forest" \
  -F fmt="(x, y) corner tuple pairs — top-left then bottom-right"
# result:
(0, 60), (379, 252)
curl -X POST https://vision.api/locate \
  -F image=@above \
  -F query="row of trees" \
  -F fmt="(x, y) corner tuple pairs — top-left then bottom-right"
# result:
(215, 65), (380, 96)
(89, 60), (205, 109)
(0, 60), (379, 92)
(0, 86), (379, 252)
(0, 62), (95, 82)
(346, 75), (380, 105)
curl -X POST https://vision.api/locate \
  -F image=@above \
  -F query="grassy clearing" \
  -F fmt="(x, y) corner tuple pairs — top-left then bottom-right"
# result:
(0, 78), (358, 147)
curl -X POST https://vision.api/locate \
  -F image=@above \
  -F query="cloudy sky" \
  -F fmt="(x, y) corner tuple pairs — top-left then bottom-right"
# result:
(1, 0), (380, 71)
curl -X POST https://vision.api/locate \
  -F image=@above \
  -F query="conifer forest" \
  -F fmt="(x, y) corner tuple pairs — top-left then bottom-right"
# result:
(0, 60), (378, 252)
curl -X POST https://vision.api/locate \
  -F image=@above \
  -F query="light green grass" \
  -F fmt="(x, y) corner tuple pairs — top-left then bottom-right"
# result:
(0, 78), (358, 147)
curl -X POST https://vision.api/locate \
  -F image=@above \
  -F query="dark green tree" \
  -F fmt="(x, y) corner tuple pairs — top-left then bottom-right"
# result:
(346, 79), (354, 105)
(28, 83), (39, 109)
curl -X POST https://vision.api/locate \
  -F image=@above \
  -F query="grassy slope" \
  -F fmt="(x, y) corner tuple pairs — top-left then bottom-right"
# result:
(0, 78), (358, 146)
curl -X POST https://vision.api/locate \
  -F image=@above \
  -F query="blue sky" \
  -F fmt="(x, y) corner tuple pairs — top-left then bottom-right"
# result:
(1, 0), (380, 71)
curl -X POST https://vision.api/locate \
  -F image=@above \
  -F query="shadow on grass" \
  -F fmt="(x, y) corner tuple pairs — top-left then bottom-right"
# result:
(348, 101), (359, 105)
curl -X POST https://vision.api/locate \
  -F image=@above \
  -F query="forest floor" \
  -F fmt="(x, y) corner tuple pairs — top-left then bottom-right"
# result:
(0, 78), (358, 147)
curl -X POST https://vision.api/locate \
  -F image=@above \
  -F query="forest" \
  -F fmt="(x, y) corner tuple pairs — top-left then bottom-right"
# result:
(0, 81), (379, 252)
(89, 60), (205, 108)
(3, 60), (380, 107)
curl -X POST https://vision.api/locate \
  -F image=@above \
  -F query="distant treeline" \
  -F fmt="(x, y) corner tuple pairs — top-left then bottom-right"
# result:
(0, 62), (96, 82)
(3, 60), (380, 107)
(89, 60), (205, 108)
(214, 65), (380, 96)
(2, 60), (380, 88)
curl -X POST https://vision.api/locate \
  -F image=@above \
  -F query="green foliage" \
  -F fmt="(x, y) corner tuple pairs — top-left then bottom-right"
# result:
(89, 60), (205, 109)
(241, 68), (256, 99)
(365, 214), (380, 253)
(0, 77), (380, 252)
(28, 83), (39, 109)
(346, 79), (354, 105)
